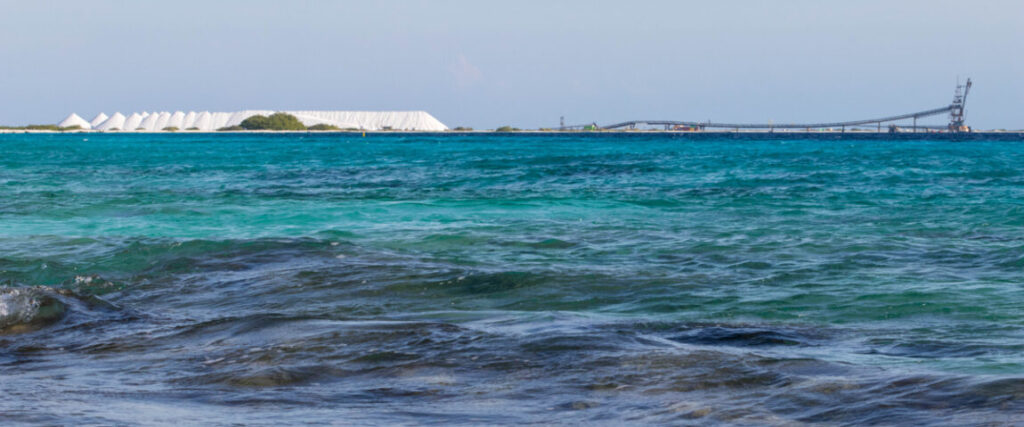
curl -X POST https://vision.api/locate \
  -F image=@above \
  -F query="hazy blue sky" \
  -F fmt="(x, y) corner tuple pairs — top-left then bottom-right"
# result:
(1, 0), (1021, 129)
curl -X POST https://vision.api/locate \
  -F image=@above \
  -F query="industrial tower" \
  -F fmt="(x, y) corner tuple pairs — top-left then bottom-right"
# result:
(949, 78), (972, 132)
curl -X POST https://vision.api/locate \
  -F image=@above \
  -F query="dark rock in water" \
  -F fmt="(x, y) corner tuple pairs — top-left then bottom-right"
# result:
(0, 287), (67, 334)
(671, 326), (811, 347)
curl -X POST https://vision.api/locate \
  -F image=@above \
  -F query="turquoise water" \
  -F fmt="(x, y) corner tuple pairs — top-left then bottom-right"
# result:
(2, 132), (1024, 425)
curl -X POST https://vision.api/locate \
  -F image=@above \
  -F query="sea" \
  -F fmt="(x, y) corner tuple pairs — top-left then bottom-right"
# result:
(2, 132), (1024, 425)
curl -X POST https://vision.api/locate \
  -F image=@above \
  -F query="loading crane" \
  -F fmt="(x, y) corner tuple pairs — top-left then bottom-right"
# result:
(596, 79), (974, 133)
(948, 78), (972, 132)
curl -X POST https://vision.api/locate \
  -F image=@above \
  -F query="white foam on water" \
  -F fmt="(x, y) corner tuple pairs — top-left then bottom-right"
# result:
(0, 287), (68, 333)
(0, 288), (42, 330)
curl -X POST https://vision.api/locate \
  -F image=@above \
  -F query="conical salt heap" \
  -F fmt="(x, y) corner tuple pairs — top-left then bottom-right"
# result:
(57, 113), (91, 129)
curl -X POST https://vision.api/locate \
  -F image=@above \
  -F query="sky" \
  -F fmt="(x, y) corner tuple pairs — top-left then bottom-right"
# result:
(1, 0), (1021, 129)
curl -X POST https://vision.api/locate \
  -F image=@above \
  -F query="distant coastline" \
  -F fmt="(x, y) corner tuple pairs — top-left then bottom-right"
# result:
(3, 128), (1021, 135)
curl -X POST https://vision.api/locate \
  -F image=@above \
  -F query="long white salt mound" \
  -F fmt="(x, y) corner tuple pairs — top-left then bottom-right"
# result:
(58, 113), (91, 129)
(65, 110), (448, 131)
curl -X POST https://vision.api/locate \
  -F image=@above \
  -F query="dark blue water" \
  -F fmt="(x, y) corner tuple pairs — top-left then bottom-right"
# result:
(2, 132), (1024, 425)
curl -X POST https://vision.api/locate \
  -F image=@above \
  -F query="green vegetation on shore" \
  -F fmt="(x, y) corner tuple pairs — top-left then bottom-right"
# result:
(240, 113), (307, 131)
(307, 123), (341, 131)
(0, 124), (83, 131)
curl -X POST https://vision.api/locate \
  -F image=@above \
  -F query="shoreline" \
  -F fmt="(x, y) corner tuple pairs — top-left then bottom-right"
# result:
(2, 129), (1022, 135)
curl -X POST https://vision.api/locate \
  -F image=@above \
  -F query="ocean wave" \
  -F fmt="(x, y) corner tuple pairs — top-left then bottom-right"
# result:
(4, 134), (1024, 423)
(0, 287), (67, 334)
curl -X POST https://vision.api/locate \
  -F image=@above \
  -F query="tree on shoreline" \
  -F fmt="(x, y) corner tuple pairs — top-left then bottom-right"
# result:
(240, 113), (306, 131)
(307, 123), (341, 131)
